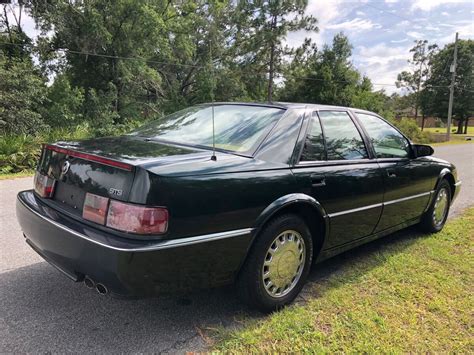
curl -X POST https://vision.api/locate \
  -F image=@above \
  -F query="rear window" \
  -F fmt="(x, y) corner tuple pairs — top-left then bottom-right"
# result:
(130, 105), (285, 154)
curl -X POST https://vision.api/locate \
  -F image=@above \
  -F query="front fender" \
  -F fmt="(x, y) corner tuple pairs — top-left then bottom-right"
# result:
(435, 167), (460, 202)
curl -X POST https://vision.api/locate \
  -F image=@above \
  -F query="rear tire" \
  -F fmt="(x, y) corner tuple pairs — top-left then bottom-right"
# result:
(237, 214), (313, 313)
(419, 179), (451, 233)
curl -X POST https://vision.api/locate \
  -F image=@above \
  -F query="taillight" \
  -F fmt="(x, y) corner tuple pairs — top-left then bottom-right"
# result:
(106, 200), (169, 234)
(82, 193), (109, 225)
(34, 171), (56, 198)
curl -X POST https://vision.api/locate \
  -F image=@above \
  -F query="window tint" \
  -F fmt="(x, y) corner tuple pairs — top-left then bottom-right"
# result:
(356, 113), (410, 158)
(319, 111), (368, 160)
(300, 112), (325, 161)
(130, 105), (284, 153)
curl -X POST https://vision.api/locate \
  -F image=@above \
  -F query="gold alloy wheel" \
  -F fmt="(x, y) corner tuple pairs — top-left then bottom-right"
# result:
(433, 187), (449, 227)
(262, 230), (306, 298)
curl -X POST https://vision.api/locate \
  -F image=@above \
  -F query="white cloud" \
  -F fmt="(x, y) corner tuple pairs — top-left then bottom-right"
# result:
(441, 11), (449, 16)
(327, 18), (379, 32)
(356, 10), (365, 16)
(5, 6), (39, 40)
(411, 0), (471, 11)
(285, 0), (357, 48)
(436, 23), (474, 44)
(391, 38), (409, 43)
(397, 20), (411, 27)
(355, 43), (412, 94)
(407, 31), (424, 38)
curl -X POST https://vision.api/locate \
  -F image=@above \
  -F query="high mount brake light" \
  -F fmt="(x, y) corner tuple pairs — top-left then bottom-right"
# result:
(44, 144), (133, 171)
(34, 171), (56, 198)
(107, 200), (169, 234)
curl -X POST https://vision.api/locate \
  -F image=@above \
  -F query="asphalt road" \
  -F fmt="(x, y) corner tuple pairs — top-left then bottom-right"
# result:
(1, 143), (473, 353)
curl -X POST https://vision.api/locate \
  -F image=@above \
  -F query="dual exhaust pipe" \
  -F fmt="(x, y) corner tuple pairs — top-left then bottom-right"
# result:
(84, 276), (108, 295)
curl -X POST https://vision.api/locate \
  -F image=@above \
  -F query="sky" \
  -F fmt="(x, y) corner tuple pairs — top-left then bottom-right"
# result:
(5, 0), (474, 95)
(287, 0), (474, 94)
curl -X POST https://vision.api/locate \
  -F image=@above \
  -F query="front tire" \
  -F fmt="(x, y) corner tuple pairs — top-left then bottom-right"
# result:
(419, 179), (451, 233)
(237, 214), (313, 313)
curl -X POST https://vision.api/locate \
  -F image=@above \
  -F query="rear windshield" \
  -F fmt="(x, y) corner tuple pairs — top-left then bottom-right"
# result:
(130, 104), (285, 154)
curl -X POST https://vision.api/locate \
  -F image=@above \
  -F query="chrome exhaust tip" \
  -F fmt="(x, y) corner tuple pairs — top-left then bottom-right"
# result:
(96, 283), (108, 295)
(84, 277), (95, 289)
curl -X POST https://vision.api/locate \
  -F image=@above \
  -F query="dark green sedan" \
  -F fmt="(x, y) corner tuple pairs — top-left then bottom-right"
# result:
(16, 103), (461, 312)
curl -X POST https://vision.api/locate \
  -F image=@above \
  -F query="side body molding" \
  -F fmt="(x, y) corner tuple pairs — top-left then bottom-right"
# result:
(253, 193), (329, 238)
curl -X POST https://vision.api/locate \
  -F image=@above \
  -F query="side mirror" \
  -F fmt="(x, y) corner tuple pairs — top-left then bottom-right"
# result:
(412, 144), (434, 158)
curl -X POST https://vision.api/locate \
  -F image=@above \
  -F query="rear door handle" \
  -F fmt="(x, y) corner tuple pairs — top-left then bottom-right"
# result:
(386, 169), (397, 178)
(310, 174), (326, 187)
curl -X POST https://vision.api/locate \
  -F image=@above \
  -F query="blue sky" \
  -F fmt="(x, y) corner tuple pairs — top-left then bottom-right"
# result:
(287, 0), (473, 93)
(6, 0), (474, 94)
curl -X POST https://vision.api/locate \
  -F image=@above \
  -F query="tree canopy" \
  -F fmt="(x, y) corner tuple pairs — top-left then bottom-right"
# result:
(0, 1), (471, 137)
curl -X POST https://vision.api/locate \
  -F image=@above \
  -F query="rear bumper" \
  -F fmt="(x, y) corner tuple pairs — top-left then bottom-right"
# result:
(16, 190), (253, 297)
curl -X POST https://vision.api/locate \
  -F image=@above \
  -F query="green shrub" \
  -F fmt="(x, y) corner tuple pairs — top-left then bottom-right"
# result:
(390, 118), (432, 144)
(0, 122), (141, 175)
(0, 134), (41, 174)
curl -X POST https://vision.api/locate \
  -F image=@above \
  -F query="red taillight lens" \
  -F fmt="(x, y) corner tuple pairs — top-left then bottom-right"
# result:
(82, 193), (109, 225)
(106, 200), (169, 234)
(34, 171), (56, 198)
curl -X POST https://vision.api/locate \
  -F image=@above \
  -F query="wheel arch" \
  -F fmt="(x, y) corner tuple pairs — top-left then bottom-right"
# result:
(242, 194), (329, 269)
(436, 168), (456, 201)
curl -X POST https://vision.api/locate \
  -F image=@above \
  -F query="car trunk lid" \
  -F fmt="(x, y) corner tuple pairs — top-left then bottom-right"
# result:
(37, 136), (204, 215)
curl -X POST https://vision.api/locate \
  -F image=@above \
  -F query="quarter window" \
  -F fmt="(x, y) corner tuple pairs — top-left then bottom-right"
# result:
(300, 112), (325, 161)
(356, 113), (410, 158)
(319, 111), (368, 160)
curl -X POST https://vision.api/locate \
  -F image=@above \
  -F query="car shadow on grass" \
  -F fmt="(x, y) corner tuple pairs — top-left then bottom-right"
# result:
(0, 225), (426, 353)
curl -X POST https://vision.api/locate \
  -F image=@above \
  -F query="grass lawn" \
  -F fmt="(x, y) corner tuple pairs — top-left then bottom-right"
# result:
(0, 170), (34, 180)
(211, 208), (474, 353)
(431, 140), (474, 147)
(424, 126), (474, 136)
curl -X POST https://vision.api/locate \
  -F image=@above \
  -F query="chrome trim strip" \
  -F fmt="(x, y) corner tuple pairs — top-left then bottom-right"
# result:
(328, 202), (382, 218)
(328, 191), (434, 218)
(18, 195), (253, 252)
(383, 191), (433, 206)
(454, 181), (462, 187)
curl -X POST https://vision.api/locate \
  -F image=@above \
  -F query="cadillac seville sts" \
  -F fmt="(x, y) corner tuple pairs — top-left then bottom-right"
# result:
(16, 103), (461, 312)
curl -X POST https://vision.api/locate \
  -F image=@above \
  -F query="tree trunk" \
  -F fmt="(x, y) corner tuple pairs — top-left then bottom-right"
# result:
(414, 104), (418, 121)
(464, 117), (469, 134)
(267, 43), (274, 102)
(456, 118), (463, 134)
(421, 114), (425, 131)
(267, 15), (277, 102)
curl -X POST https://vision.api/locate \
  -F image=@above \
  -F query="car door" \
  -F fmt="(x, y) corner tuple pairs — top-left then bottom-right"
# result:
(354, 112), (434, 232)
(291, 110), (385, 249)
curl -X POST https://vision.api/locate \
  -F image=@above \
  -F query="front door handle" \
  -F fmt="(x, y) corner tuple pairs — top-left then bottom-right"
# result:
(310, 174), (326, 187)
(386, 169), (397, 178)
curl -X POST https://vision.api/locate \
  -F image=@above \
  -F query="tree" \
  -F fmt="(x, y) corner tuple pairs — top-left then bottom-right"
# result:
(280, 33), (388, 115)
(0, 53), (48, 135)
(422, 39), (473, 134)
(0, 6), (47, 135)
(233, 0), (318, 101)
(396, 40), (438, 126)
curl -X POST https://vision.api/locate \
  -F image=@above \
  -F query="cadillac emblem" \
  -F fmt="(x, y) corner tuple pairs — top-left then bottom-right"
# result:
(61, 160), (71, 175)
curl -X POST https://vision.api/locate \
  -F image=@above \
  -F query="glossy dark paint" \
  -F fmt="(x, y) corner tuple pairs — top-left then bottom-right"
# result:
(17, 191), (252, 296)
(18, 103), (461, 297)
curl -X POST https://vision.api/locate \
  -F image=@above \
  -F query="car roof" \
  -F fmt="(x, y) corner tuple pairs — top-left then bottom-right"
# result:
(199, 101), (379, 116)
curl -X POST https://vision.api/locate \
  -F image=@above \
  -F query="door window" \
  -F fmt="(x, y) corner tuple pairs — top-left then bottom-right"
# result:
(356, 113), (410, 158)
(318, 111), (368, 160)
